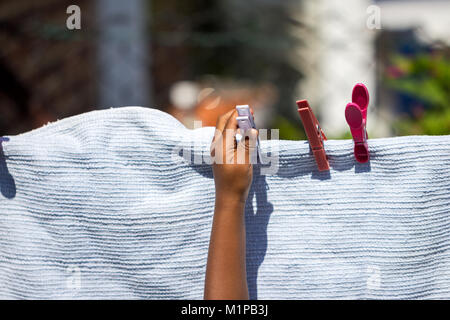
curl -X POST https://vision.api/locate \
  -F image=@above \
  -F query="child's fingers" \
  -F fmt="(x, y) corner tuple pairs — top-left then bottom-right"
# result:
(214, 109), (235, 134)
(212, 109), (236, 151)
(211, 109), (236, 162)
(236, 128), (258, 164)
(222, 110), (238, 154)
(224, 110), (238, 131)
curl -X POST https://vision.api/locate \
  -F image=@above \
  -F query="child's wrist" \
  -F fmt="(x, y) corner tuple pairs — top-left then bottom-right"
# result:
(215, 192), (247, 213)
(218, 188), (248, 202)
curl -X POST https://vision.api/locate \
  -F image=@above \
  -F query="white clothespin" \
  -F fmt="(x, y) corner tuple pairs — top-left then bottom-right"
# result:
(235, 105), (263, 164)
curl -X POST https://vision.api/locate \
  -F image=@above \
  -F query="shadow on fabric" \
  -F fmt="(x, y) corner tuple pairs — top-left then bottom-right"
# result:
(0, 138), (16, 199)
(245, 166), (273, 300)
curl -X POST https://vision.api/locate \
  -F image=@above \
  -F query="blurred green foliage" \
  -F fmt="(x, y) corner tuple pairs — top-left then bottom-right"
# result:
(385, 53), (450, 135)
(272, 116), (306, 141)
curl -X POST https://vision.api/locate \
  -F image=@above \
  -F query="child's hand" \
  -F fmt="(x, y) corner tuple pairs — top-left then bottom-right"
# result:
(205, 108), (257, 299)
(210, 109), (258, 204)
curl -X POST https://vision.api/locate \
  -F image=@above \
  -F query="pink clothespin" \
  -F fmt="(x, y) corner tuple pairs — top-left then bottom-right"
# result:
(297, 100), (329, 171)
(345, 83), (370, 163)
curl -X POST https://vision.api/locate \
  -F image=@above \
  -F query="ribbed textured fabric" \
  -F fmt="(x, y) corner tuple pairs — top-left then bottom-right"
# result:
(0, 106), (449, 299)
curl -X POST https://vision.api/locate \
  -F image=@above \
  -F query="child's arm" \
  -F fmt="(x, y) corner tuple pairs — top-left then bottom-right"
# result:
(204, 109), (258, 300)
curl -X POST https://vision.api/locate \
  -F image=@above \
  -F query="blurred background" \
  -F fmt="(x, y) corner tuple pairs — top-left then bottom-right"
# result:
(0, 0), (449, 138)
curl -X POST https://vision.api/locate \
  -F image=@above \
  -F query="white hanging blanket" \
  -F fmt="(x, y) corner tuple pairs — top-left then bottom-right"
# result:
(0, 107), (449, 299)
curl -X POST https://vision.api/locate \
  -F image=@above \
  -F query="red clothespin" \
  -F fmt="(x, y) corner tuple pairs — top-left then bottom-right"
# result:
(345, 83), (369, 163)
(296, 100), (329, 171)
